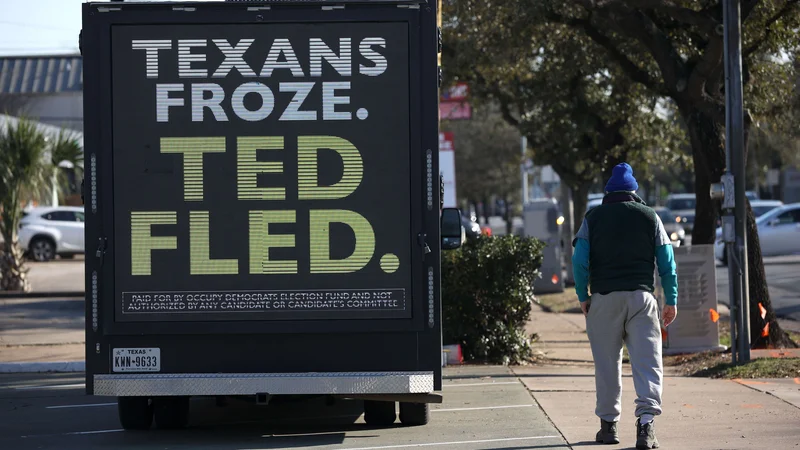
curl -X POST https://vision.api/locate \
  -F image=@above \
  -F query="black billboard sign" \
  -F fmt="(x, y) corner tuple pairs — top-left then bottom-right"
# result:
(111, 23), (412, 322)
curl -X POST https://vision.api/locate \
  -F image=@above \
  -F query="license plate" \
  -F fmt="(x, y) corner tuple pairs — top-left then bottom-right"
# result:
(112, 348), (161, 372)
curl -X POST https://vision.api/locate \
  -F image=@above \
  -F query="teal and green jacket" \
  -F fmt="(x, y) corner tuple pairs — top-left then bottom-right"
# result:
(572, 193), (678, 306)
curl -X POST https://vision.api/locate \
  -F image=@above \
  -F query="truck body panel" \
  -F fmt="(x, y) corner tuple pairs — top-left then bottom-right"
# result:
(82, 0), (442, 400)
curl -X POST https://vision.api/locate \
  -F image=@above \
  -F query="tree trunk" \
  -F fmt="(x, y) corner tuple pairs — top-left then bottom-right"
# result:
(571, 183), (590, 235)
(682, 109), (795, 349)
(504, 196), (513, 235)
(560, 183), (574, 285)
(684, 111), (725, 245)
(745, 203), (798, 348)
(0, 240), (31, 292)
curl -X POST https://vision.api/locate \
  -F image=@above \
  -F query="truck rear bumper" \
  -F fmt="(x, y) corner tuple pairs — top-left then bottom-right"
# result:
(94, 371), (434, 397)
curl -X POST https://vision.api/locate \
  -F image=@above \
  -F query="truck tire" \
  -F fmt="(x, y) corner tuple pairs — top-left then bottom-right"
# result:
(399, 402), (429, 426)
(117, 397), (153, 430)
(153, 396), (190, 429)
(363, 400), (396, 426)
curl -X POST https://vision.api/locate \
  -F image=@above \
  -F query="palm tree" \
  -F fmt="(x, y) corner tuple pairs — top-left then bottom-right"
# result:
(48, 129), (83, 205)
(0, 118), (51, 291)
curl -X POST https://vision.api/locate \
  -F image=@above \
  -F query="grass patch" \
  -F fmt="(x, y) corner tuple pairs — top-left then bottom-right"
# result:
(692, 357), (800, 379)
(535, 291), (581, 314)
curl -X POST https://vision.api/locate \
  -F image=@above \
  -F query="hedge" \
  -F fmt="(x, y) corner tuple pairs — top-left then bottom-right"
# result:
(441, 234), (545, 365)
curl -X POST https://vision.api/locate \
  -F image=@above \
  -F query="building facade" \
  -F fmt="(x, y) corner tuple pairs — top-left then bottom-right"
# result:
(0, 55), (83, 132)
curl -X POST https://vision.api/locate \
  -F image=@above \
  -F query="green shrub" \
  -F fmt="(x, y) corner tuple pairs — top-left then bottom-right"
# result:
(441, 235), (545, 365)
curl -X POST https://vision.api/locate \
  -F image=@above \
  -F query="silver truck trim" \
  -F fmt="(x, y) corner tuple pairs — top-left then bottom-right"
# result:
(94, 371), (434, 397)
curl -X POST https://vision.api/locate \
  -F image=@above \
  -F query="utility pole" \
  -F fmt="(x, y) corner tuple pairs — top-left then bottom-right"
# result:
(714, 0), (750, 363)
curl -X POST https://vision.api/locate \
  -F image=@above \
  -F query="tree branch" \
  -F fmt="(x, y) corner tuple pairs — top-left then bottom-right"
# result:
(546, 10), (667, 95)
(573, 3), (691, 97)
(582, 0), (717, 30)
(743, 0), (800, 57)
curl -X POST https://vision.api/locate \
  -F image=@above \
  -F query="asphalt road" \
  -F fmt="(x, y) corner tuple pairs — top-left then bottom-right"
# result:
(716, 255), (800, 322)
(0, 366), (568, 450)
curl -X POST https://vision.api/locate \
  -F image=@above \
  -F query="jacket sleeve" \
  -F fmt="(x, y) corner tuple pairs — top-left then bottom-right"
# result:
(572, 218), (591, 303)
(572, 239), (590, 303)
(654, 216), (678, 306)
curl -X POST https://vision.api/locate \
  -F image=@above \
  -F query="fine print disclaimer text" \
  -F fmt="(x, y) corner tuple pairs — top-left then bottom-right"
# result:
(122, 289), (406, 314)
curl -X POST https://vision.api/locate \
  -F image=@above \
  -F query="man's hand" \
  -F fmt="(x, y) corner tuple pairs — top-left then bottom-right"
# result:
(580, 298), (591, 316)
(662, 305), (677, 327)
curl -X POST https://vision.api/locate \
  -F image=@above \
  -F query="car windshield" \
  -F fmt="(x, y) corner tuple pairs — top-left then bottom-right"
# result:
(752, 205), (779, 217)
(666, 198), (695, 211)
(656, 209), (675, 223)
(756, 207), (784, 225)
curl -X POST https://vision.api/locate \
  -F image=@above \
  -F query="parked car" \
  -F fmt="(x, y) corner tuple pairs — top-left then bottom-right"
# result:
(18, 206), (85, 262)
(461, 214), (482, 240)
(665, 193), (696, 234)
(715, 203), (800, 263)
(715, 199), (783, 235)
(653, 207), (686, 247)
(750, 199), (783, 217)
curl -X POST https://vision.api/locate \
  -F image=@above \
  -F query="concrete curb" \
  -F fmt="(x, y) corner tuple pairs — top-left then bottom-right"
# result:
(0, 291), (84, 299)
(0, 361), (85, 373)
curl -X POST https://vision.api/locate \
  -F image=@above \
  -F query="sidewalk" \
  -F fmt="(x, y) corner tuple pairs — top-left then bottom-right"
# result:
(521, 302), (800, 449)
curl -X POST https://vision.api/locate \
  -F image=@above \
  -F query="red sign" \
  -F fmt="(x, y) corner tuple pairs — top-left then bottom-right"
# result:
(440, 101), (472, 120)
(438, 131), (455, 151)
(441, 82), (469, 102)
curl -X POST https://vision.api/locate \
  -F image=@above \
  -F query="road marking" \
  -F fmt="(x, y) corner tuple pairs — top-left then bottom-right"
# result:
(15, 383), (85, 390)
(21, 429), (124, 438)
(65, 429), (124, 436)
(333, 435), (562, 450)
(442, 382), (519, 388)
(432, 404), (533, 413)
(46, 402), (116, 409)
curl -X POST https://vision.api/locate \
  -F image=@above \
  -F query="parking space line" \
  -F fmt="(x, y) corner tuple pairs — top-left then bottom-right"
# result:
(442, 382), (519, 388)
(21, 429), (124, 438)
(335, 435), (562, 450)
(65, 429), (124, 436)
(15, 383), (85, 390)
(432, 404), (533, 413)
(46, 402), (116, 409)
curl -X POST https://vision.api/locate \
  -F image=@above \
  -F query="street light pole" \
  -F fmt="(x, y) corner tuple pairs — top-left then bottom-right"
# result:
(722, 0), (751, 362)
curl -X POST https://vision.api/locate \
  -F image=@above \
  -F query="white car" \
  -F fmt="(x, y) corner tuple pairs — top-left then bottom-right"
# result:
(715, 203), (800, 263)
(18, 206), (85, 262)
(714, 199), (784, 241)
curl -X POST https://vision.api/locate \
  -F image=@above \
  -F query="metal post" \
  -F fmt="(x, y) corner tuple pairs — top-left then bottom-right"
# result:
(521, 136), (529, 205)
(723, 0), (750, 362)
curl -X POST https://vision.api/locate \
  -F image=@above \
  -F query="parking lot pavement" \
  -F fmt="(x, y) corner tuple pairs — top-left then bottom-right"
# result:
(26, 257), (85, 293)
(0, 366), (569, 450)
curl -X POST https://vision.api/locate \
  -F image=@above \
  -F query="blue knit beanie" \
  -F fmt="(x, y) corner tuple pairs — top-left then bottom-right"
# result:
(605, 163), (638, 193)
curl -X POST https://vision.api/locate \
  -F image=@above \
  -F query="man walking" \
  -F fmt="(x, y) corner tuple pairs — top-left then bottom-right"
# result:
(571, 163), (678, 449)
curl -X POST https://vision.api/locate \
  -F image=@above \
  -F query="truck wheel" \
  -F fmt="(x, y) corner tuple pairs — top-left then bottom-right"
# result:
(363, 400), (396, 426)
(153, 396), (190, 429)
(117, 397), (153, 430)
(399, 402), (429, 426)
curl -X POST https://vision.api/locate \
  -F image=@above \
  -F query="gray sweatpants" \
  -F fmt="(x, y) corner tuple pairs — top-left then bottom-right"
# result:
(586, 290), (663, 422)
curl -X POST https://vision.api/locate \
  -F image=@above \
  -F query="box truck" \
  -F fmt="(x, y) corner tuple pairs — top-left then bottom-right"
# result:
(80, 0), (460, 430)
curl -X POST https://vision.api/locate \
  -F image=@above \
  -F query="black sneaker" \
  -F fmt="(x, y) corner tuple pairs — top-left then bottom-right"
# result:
(636, 418), (659, 449)
(595, 419), (619, 444)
